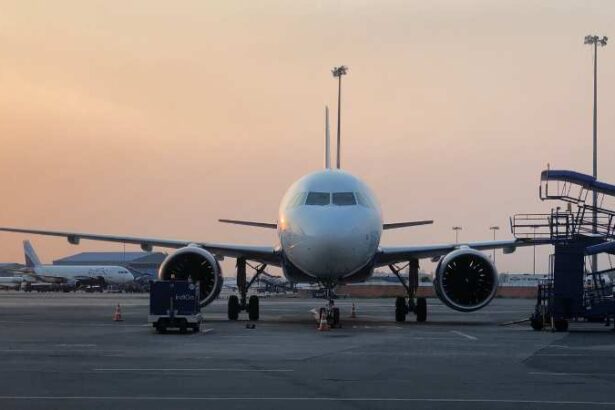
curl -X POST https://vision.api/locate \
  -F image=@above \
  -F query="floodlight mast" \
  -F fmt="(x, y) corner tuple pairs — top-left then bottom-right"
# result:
(584, 35), (608, 273)
(452, 226), (462, 243)
(332, 65), (348, 169)
(489, 226), (500, 263)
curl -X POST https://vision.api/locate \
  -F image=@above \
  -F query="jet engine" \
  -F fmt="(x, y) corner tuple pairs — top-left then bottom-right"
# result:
(434, 248), (498, 312)
(158, 246), (223, 307)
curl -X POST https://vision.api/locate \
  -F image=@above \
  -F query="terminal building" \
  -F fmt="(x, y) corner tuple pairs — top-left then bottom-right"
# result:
(53, 252), (167, 278)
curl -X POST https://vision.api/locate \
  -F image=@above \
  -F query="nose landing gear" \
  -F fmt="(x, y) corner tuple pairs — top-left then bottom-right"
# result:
(227, 258), (267, 321)
(390, 259), (427, 323)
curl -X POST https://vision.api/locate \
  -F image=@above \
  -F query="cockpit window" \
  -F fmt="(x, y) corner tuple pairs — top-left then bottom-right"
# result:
(305, 192), (330, 206)
(288, 192), (307, 208)
(355, 192), (373, 208)
(332, 192), (356, 206)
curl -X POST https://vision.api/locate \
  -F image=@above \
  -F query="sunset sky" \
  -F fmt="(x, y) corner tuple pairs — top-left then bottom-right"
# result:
(1, 1), (614, 274)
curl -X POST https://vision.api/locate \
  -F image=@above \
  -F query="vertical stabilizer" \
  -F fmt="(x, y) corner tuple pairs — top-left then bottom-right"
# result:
(325, 106), (331, 169)
(23, 240), (42, 267)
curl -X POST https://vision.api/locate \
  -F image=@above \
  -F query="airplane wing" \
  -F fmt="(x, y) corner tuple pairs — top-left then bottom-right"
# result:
(375, 238), (549, 266)
(382, 220), (433, 230)
(0, 227), (281, 266)
(218, 219), (277, 229)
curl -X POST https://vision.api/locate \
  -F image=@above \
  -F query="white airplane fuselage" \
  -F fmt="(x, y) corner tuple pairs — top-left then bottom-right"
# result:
(278, 169), (382, 283)
(30, 265), (134, 286)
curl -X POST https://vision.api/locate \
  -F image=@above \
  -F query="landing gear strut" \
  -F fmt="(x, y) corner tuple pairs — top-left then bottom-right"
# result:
(227, 258), (267, 321)
(390, 259), (427, 323)
(318, 286), (341, 328)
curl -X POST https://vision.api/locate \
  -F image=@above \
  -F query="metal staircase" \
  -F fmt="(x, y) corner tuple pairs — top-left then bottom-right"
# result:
(511, 169), (615, 331)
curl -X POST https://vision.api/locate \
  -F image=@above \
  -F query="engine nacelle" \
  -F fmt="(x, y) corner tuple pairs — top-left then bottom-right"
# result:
(158, 246), (223, 307)
(434, 248), (498, 312)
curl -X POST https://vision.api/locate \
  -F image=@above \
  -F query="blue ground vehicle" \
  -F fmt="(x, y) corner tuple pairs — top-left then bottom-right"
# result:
(149, 281), (202, 333)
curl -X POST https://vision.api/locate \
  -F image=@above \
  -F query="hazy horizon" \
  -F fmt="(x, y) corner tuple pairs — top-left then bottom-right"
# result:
(1, 1), (614, 275)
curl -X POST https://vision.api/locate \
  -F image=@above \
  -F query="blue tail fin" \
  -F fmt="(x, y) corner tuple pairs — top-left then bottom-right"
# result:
(23, 240), (42, 267)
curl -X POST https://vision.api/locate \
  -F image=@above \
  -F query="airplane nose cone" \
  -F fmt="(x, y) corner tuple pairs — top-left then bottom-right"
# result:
(284, 211), (377, 279)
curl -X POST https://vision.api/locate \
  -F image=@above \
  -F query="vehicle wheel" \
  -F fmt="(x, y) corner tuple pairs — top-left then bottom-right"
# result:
(554, 319), (569, 332)
(228, 295), (240, 320)
(179, 319), (188, 334)
(530, 317), (544, 331)
(395, 297), (407, 322)
(332, 307), (340, 327)
(247, 295), (259, 321)
(192, 325), (200, 333)
(415, 297), (427, 322)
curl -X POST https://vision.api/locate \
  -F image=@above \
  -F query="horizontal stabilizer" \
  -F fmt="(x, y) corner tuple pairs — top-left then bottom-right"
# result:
(218, 219), (277, 229)
(382, 220), (434, 230)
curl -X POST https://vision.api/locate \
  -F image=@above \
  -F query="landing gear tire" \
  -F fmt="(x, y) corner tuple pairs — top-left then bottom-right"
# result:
(530, 316), (544, 331)
(247, 295), (260, 321)
(395, 296), (407, 322)
(228, 295), (240, 320)
(415, 297), (427, 323)
(554, 319), (569, 332)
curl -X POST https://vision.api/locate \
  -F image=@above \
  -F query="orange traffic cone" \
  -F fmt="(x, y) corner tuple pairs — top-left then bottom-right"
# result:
(318, 311), (330, 331)
(113, 304), (123, 322)
(350, 303), (357, 318)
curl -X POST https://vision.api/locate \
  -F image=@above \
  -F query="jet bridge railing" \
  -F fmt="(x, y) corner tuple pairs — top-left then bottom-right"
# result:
(511, 211), (575, 240)
(541, 169), (615, 218)
(540, 177), (590, 205)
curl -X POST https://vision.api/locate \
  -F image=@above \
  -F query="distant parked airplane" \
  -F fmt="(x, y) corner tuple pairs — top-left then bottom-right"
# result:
(17, 240), (134, 289)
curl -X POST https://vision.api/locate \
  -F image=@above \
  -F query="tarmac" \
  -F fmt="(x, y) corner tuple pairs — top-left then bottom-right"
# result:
(0, 293), (614, 409)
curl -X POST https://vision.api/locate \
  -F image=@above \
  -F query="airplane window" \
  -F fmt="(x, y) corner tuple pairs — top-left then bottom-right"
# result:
(355, 192), (373, 208)
(332, 192), (356, 206)
(305, 192), (330, 206)
(289, 192), (308, 208)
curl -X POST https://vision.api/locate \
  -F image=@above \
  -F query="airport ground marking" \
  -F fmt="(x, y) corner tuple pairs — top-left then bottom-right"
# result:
(450, 330), (478, 340)
(2, 396), (615, 405)
(529, 371), (615, 377)
(93, 368), (295, 372)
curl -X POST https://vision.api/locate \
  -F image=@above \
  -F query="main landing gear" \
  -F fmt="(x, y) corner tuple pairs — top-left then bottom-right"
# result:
(228, 258), (267, 321)
(390, 259), (427, 323)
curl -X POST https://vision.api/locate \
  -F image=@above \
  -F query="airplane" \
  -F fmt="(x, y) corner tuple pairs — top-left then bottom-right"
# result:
(0, 275), (29, 290)
(0, 89), (541, 323)
(12, 240), (135, 289)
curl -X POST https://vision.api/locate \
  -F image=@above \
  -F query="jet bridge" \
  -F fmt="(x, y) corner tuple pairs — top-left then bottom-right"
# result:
(511, 169), (615, 331)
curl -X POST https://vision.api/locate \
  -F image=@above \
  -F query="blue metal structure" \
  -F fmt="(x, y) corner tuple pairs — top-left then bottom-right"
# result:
(511, 169), (615, 331)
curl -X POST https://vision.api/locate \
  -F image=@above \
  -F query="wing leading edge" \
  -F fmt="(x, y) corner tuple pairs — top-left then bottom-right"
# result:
(375, 238), (550, 266)
(0, 227), (281, 266)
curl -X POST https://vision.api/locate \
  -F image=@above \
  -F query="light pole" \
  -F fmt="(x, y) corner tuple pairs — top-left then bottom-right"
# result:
(489, 226), (500, 263)
(532, 225), (538, 275)
(584, 34), (608, 273)
(332, 65), (348, 169)
(452, 226), (462, 243)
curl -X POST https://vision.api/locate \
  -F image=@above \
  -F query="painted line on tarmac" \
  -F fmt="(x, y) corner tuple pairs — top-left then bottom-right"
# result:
(55, 344), (97, 347)
(93, 368), (295, 373)
(530, 371), (615, 377)
(450, 330), (478, 340)
(0, 396), (614, 405)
